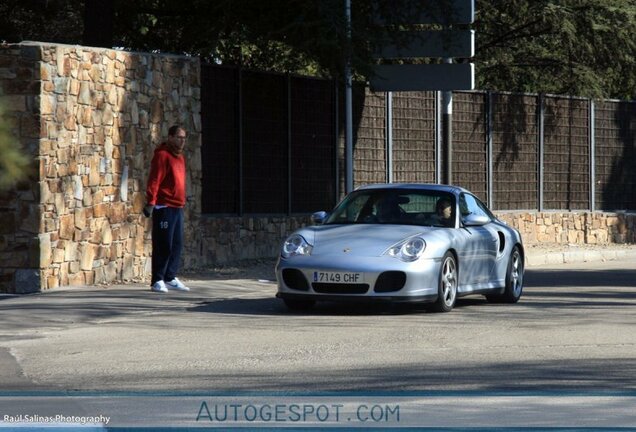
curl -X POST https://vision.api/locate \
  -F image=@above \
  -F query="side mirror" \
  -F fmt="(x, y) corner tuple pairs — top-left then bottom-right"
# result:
(311, 211), (328, 225)
(463, 214), (490, 227)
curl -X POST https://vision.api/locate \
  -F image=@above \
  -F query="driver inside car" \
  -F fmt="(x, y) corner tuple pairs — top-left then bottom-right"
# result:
(376, 196), (403, 223)
(435, 197), (454, 227)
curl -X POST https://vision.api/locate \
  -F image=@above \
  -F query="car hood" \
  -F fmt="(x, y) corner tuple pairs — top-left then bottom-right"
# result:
(298, 224), (433, 257)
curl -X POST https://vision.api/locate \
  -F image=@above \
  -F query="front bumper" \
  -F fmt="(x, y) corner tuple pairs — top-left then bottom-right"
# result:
(276, 254), (441, 303)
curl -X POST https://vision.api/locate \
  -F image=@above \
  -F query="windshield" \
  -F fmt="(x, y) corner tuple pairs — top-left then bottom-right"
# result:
(325, 189), (456, 227)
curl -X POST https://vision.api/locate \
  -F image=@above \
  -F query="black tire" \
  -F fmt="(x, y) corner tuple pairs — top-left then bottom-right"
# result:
(486, 245), (524, 304)
(283, 298), (315, 311)
(430, 252), (458, 313)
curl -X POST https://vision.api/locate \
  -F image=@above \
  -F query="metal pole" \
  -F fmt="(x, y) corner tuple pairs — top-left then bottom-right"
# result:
(486, 91), (493, 209)
(344, 0), (354, 193)
(334, 81), (340, 205)
(538, 93), (544, 212)
(442, 59), (453, 185)
(238, 67), (243, 216)
(589, 99), (596, 212)
(435, 91), (441, 184)
(386, 92), (393, 183)
(287, 74), (292, 216)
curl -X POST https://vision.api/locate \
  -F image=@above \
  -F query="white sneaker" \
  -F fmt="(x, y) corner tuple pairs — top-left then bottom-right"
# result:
(151, 280), (168, 293)
(165, 277), (190, 291)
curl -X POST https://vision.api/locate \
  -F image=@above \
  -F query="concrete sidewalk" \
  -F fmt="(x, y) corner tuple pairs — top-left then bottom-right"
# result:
(524, 243), (636, 266)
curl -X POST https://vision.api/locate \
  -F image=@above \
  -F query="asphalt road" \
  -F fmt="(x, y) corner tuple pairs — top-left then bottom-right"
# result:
(1, 258), (635, 393)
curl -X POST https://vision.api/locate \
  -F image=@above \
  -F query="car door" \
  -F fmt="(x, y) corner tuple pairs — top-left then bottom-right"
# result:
(457, 193), (498, 286)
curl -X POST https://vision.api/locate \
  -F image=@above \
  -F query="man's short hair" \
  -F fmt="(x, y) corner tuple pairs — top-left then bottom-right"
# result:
(168, 125), (185, 136)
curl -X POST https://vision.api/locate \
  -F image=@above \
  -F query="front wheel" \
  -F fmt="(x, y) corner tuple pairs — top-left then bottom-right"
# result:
(430, 252), (457, 312)
(487, 246), (524, 303)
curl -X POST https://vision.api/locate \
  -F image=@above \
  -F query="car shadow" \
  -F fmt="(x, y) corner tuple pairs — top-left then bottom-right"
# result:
(187, 296), (484, 316)
(187, 267), (636, 316)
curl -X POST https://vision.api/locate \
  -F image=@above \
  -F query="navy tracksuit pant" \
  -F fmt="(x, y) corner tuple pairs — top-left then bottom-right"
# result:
(151, 207), (184, 285)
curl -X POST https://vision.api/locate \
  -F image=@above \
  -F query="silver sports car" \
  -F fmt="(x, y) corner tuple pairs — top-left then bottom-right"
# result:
(276, 183), (524, 312)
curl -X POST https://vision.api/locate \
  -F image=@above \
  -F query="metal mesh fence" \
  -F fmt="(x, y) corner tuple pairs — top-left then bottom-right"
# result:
(200, 65), (239, 214)
(453, 91), (487, 201)
(290, 77), (336, 213)
(595, 100), (636, 210)
(201, 65), (635, 214)
(392, 91), (436, 183)
(492, 93), (538, 210)
(353, 88), (387, 189)
(543, 97), (590, 210)
(241, 71), (288, 213)
(201, 66), (338, 215)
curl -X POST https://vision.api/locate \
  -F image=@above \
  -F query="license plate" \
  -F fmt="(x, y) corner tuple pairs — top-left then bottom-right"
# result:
(313, 271), (364, 284)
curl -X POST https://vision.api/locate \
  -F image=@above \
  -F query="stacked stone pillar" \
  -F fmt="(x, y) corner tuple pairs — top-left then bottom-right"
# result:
(0, 42), (201, 293)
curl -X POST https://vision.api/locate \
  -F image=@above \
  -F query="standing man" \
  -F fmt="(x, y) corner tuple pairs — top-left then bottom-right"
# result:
(143, 125), (190, 293)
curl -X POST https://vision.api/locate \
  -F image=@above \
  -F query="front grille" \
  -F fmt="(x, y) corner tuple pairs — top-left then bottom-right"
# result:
(282, 269), (310, 291)
(374, 271), (406, 293)
(312, 283), (369, 294)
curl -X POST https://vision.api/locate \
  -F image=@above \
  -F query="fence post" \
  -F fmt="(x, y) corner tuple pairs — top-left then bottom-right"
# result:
(334, 80), (340, 205)
(538, 93), (544, 212)
(287, 74), (292, 216)
(386, 91), (393, 183)
(486, 91), (493, 209)
(442, 87), (453, 184)
(435, 91), (442, 184)
(589, 99), (596, 212)
(344, 0), (354, 193)
(238, 67), (244, 216)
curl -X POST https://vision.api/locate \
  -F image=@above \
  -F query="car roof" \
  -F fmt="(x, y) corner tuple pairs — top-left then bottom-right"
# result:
(355, 183), (470, 195)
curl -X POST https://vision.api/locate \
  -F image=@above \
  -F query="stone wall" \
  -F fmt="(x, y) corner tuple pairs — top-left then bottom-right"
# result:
(197, 215), (310, 265)
(0, 42), (201, 293)
(194, 211), (636, 267)
(497, 211), (636, 245)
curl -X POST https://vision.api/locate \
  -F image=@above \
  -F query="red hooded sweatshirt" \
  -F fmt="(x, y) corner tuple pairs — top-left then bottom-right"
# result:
(145, 143), (186, 208)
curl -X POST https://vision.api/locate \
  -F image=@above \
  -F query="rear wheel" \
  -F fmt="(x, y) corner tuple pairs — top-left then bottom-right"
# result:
(283, 298), (315, 311)
(486, 245), (524, 303)
(430, 252), (457, 312)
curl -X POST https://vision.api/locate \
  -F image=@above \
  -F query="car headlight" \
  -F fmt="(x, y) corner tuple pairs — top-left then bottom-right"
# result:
(281, 234), (313, 258)
(384, 236), (426, 262)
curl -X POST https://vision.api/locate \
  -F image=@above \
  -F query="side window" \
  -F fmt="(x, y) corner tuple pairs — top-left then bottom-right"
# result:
(460, 193), (490, 219)
(459, 194), (470, 217)
(474, 196), (495, 219)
